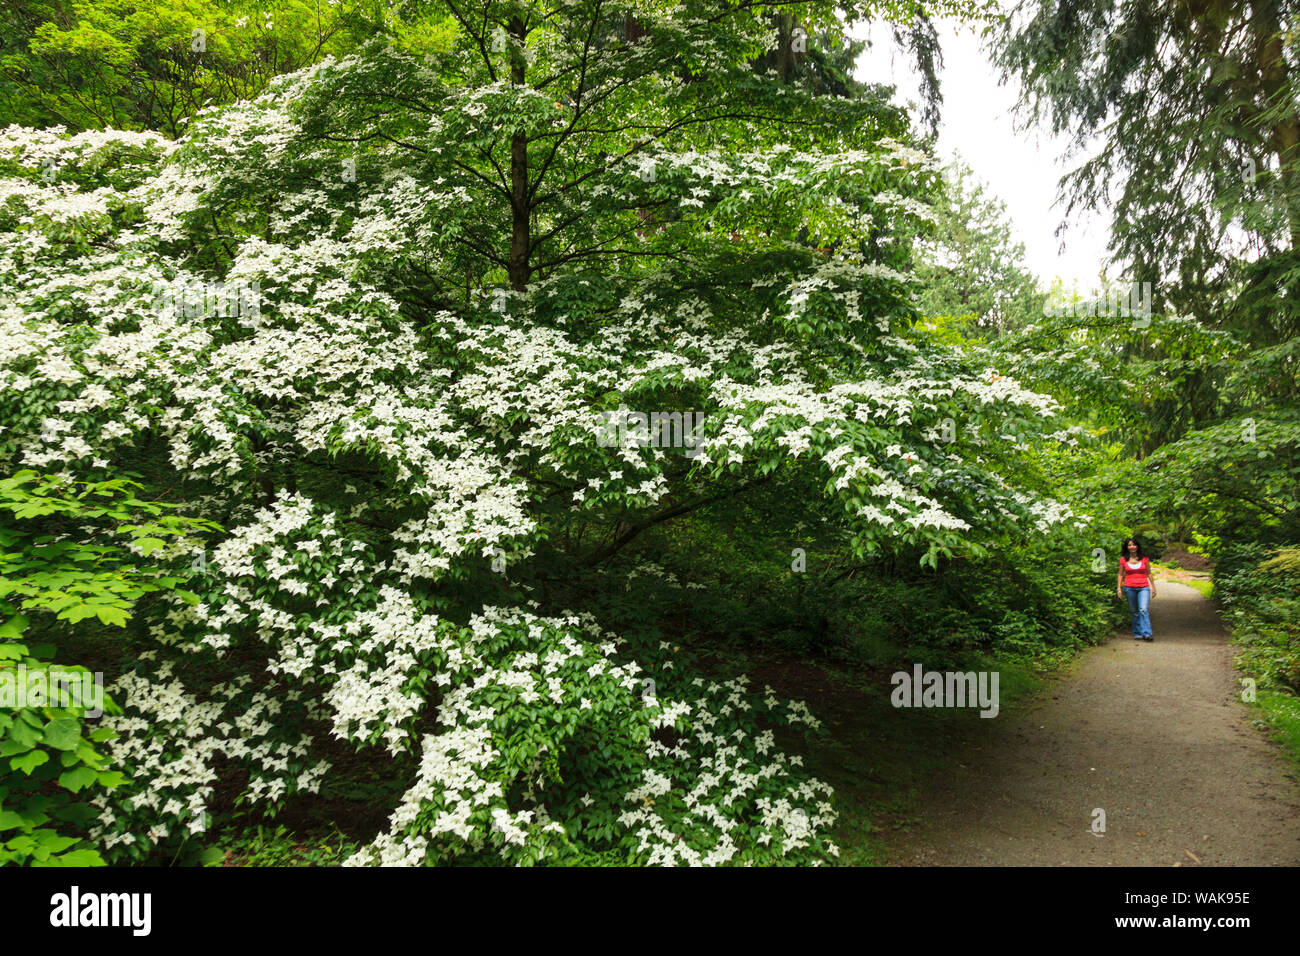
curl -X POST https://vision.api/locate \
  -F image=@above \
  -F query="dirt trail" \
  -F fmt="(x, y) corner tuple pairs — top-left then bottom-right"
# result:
(884, 580), (1300, 865)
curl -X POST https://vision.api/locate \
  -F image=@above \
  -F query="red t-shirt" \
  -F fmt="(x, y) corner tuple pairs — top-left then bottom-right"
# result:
(1121, 556), (1150, 588)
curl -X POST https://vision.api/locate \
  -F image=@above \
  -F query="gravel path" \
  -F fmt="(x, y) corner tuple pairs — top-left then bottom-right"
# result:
(884, 580), (1300, 865)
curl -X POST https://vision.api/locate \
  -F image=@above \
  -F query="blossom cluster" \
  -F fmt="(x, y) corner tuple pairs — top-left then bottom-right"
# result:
(0, 46), (1077, 866)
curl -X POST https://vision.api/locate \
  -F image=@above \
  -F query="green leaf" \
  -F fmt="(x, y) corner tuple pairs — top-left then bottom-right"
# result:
(136, 537), (167, 556)
(56, 766), (98, 792)
(0, 809), (24, 830)
(92, 605), (130, 627)
(199, 846), (226, 866)
(40, 718), (81, 751)
(32, 830), (79, 854)
(11, 750), (49, 774)
(0, 616), (28, 639)
(60, 605), (100, 624)
(6, 834), (36, 855)
(38, 847), (105, 867)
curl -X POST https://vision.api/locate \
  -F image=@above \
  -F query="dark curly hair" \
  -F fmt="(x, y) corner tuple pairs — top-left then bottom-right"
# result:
(1120, 536), (1146, 562)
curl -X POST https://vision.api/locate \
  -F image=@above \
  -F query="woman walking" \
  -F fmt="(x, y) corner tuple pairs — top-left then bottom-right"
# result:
(1117, 536), (1157, 641)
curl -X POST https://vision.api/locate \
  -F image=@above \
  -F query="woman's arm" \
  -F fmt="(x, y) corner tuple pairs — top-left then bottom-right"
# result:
(1149, 563), (1156, 598)
(1117, 562), (1124, 596)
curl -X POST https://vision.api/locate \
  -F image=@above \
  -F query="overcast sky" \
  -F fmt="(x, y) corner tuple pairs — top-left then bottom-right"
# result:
(849, 18), (1115, 288)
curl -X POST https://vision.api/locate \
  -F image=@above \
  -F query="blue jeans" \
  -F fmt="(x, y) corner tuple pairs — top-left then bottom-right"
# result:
(1123, 586), (1152, 637)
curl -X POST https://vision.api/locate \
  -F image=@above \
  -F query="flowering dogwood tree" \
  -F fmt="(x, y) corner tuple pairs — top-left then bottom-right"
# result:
(0, 0), (1076, 865)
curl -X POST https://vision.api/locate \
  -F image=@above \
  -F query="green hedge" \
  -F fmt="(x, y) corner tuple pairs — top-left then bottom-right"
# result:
(1215, 545), (1300, 695)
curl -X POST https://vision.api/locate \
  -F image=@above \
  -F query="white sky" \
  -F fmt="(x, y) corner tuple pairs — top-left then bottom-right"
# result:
(850, 18), (1115, 288)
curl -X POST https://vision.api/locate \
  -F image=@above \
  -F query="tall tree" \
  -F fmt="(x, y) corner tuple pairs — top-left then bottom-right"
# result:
(992, 0), (1300, 537)
(992, 0), (1300, 346)
(914, 160), (1044, 333)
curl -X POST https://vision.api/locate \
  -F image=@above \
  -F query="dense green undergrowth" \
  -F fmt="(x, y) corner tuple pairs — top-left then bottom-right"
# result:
(1215, 545), (1300, 765)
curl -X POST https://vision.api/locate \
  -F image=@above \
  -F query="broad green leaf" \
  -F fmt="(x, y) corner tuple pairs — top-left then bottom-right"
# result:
(56, 766), (98, 793)
(40, 718), (81, 751)
(11, 750), (49, 774)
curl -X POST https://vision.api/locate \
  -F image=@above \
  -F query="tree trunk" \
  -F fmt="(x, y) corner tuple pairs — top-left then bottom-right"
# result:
(508, 15), (530, 292)
(1252, 0), (1300, 249)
